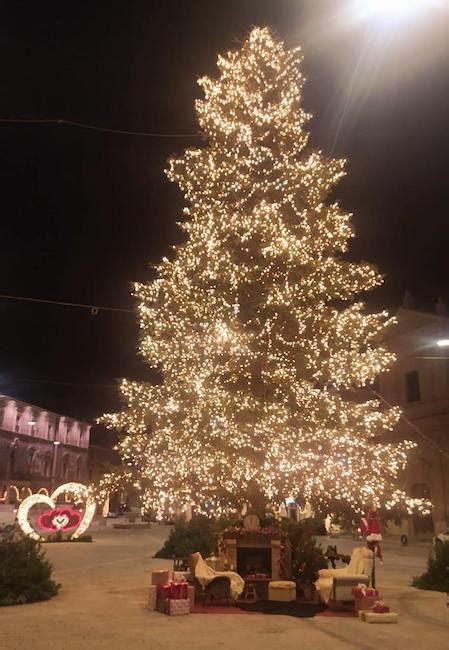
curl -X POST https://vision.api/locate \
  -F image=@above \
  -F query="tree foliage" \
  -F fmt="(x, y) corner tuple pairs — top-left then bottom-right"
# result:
(0, 526), (60, 606)
(99, 27), (417, 518)
(412, 541), (449, 592)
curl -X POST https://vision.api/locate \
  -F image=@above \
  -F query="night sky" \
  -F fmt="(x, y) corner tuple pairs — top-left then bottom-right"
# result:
(1, 1), (448, 436)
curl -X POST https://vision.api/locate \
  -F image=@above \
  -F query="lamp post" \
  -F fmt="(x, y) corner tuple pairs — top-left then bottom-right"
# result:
(51, 441), (60, 491)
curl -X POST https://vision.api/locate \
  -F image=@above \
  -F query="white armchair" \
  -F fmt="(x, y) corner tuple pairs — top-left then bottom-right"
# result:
(315, 546), (374, 604)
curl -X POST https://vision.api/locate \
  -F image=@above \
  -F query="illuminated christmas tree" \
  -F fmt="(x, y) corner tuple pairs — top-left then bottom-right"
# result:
(100, 28), (420, 517)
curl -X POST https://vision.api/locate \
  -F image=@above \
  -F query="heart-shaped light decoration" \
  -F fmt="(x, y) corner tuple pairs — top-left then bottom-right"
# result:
(18, 482), (96, 541)
(38, 507), (81, 532)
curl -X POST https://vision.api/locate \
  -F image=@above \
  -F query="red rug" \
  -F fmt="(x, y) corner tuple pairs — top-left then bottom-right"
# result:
(317, 609), (356, 618)
(192, 605), (259, 614)
(191, 603), (356, 617)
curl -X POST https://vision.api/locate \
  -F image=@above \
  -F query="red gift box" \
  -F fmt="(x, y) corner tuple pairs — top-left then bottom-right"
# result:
(352, 586), (379, 598)
(170, 581), (188, 600)
(352, 585), (379, 613)
(372, 600), (390, 613)
(157, 584), (171, 601)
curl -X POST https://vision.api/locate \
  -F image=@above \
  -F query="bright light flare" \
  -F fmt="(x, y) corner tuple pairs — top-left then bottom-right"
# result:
(436, 339), (449, 347)
(355, 0), (441, 18)
(357, 0), (443, 20)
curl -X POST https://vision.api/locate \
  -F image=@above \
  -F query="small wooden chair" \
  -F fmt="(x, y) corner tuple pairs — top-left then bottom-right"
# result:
(243, 583), (257, 601)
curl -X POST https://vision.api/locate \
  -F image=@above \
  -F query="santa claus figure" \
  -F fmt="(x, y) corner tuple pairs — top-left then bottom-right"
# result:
(359, 509), (383, 562)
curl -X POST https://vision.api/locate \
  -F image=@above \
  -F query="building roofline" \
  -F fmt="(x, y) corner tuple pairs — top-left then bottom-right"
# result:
(396, 307), (448, 321)
(0, 394), (92, 428)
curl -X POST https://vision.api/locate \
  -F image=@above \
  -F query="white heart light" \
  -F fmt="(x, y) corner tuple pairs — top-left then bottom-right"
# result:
(53, 514), (70, 530)
(17, 482), (96, 541)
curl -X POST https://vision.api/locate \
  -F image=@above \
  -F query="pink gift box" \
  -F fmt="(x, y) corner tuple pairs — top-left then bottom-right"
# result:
(354, 595), (378, 612)
(173, 571), (190, 582)
(188, 585), (195, 610)
(151, 570), (170, 585)
(156, 598), (167, 614)
(148, 585), (157, 610)
(166, 598), (190, 616)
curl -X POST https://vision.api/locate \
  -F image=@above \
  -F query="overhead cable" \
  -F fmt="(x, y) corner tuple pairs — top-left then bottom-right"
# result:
(0, 117), (200, 138)
(369, 386), (449, 461)
(0, 293), (134, 315)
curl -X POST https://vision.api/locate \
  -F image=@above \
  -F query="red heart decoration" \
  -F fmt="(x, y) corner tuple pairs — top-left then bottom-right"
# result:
(38, 507), (81, 532)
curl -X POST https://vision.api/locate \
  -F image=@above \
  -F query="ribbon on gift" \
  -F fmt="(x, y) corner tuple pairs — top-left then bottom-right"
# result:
(170, 581), (188, 600)
(352, 583), (379, 598)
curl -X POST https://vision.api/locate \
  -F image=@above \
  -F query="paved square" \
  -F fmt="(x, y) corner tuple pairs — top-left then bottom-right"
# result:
(1, 524), (448, 650)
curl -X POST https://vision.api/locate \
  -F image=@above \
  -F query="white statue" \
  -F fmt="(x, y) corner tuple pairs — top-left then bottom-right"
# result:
(299, 500), (314, 520)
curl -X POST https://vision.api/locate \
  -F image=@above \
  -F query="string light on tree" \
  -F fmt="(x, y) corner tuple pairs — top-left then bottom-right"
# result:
(98, 28), (427, 518)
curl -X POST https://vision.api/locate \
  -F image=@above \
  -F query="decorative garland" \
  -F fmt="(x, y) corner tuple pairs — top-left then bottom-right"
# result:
(221, 525), (288, 540)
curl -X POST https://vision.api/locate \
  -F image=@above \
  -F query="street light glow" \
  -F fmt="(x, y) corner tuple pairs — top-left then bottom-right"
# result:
(356, 0), (442, 20)
(436, 339), (449, 347)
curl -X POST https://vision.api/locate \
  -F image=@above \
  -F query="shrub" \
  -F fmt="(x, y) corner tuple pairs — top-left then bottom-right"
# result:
(281, 520), (327, 583)
(0, 526), (60, 606)
(412, 540), (449, 592)
(154, 516), (217, 558)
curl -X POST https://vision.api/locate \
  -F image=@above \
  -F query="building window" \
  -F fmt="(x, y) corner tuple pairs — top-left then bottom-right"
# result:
(47, 423), (52, 439)
(62, 455), (69, 479)
(411, 483), (433, 534)
(76, 457), (82, 480)
(411, 483), (431, 499)
(15, 412), (20, 433)
(43, 453), (51, 477)
(27, 447), (36, 472)
(405, 370), (420, 403)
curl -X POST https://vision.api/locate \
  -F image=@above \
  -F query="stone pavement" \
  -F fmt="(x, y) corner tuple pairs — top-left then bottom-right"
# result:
(0, 523), (448, 650)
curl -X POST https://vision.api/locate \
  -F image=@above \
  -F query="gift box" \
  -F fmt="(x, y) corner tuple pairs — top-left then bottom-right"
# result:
(170, 581), (188, 600)
(173, 571), (190, 582)
(188, 585), (195, 610)
(156, 584), (171, 601)
(166, 598), (190, 616)
(148, 585), (157, 610)
(372, 600), (390, 614)
(156, 598), (168, 614)
(151, 570), (171, 585)
(352, 585), (379, 612)
(363, 611), (398, 624)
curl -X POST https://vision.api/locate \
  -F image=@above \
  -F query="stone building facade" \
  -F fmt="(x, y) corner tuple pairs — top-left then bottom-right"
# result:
(0, 394), (91, 504)
(379, 308), (449, 536)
